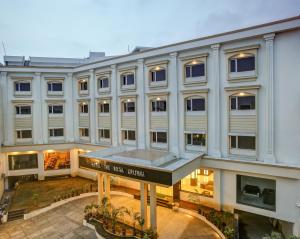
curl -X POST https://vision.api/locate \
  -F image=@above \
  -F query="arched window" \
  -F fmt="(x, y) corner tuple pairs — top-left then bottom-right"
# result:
(230, 92), (255, 111)
(230, 53), (255, 73)
(121, 73), (134, 86)
(150, 67), (166, 82)
(185, 61), (205, 78)
(185, 97), (205, 111)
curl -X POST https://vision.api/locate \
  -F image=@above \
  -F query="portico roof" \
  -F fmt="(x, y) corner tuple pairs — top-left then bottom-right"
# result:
(79, 146), (203, 186)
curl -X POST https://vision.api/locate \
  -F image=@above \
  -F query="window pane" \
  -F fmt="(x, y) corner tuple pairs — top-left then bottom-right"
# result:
(231, 97), (237, 110)
(84, 128), (89, 136)
(22, 130), (32, 138)
(48, 83), (51, 91)
(16, 106), (20, 114)
(238, 136), (255, 150)
(238, 96), (255, 110)
(193, 134), (205, 146)
(157, 101), (166, 111)
(15, 83), (19, 91)
(100, 78), (109, 88)
(52, 83), (62, 91)
(20, 83), (30, 91)
(237, 56), (255, 72)
(8, 154), (38, 170)
(104, 129), (110, 138)
(192, 64), (205, 77)
(185, 66), (191, 78)
(103, 104), (109, 113)
(151, 71), (155, 82)
(127, 102), (135, 112)
(192, 98), (205, 111)
(230, 136), (236, 148)
(126, 74), (134, 85)
(53, 105), (63, 114)
(186, 134), (192, 145)
(151, 101), (156, 111)
(156, 69), (166, 82)
(20, 106), (31, 114)
(122, 76), (127, 85)
(54, 128), (64, 136)
(128, 131), (135, 140)
(186, 99), (191, 111)
(230, 59), (236, 72)
(157, 132), (167, 143)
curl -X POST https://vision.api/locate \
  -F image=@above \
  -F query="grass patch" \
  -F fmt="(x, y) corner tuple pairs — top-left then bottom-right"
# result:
(10, 177), (96, 212)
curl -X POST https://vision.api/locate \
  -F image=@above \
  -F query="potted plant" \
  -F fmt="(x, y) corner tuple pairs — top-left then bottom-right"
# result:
(223, 225), (235, 239)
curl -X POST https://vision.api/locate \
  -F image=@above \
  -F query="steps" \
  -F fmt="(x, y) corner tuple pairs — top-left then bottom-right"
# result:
(134, 195), (173, 209)
(8, 209), (25, 221)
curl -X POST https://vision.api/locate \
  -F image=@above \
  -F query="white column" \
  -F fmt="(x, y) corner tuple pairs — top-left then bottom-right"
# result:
(111, 64), (119, 147)
(3, 73), (14, 145)
(0, 72), (7, 145)
(137, 59), (146, 149)
(97, 173), (104, 205)
(70, 148), (78, 177)
(169, 52), (180, 157)
(37, 151), (45, 180)
(73, 75), (79, 142)
(149, 183), (157, 233)
(33, 72), (43, 144)
(89, 69), (96, 144)
(140, 182), (148, 228)
(264, 33), (276, 163)
(65, 72), (74, 142)
(105, 174), (111, 200)
(40, 75), (48, 144)
(211, 44), (221, 158)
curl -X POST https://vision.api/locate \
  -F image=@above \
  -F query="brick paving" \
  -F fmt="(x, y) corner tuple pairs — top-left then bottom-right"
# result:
(0, 195), (220, 239)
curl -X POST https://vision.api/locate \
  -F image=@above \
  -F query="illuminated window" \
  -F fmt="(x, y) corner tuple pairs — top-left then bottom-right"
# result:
(44, 151), (70, 170)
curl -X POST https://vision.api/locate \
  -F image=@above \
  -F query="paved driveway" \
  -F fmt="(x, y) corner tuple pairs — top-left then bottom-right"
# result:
(0, 195), (220, 239)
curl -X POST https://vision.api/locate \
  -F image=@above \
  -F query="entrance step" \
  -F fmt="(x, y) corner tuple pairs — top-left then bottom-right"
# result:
(134, 194), (173, 209)
(8, 209), (25, 221)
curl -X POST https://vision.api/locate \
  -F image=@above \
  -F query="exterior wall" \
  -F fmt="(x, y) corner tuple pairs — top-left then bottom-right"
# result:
(0, 17), (299, 235)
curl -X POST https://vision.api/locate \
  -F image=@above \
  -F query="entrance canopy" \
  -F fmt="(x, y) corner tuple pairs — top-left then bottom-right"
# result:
(79, 146), (203, 186)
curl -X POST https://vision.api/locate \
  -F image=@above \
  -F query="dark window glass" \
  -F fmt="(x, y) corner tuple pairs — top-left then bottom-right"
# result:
(191, 64), (205, 77)
(19, 83), (31, 91)
(230, 136), (236, 148)
(231, 98), (237, 110)
(185, 66), (191, 78)
(193, 134), (206, 146)
(81, 104), (88, 113)
(186, 134), (192, 144)
(52, 83), (62, 91)
(55, 128), (64, 137)
(238, 96), (255, 110)
(48, 83), (51, 91)
(123, 74), (134, 85)
(230, 59), (236, 72)
(152, 132), (156, 142)
(157, 101), (166, 111)
(128, 131), (135, 140)
(237, 56), (255, 72)
(151, 101), (156, 111)
(103, 129), (110, 138)
(81, 128), (89, 137)
(186, 99), (191, 111)
(20, 130), (32, 138)
(192, 98), (205, 111)
(53, 105), (63, 114)
(80, 82), (88, 91)
(124, 102), (135, 112)
(155, 69), (166, 82)
(156, 132), (167, 143)
(8, 154), (38, 170)
(238, 136), (255, 150)
(101, 103), (109, 113)
(100, 78), (109, 88)
(21, 106), (31, 114)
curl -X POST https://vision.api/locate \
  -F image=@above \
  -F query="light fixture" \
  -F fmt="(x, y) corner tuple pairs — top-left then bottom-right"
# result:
(47, 150), (54, 153)
(239, 53), (245, 58)
(81, 79), (86, 82)
(155, 66), (160, 71)
(103, 100), (107, 104)
(239, 92), (245, 96)
(127, 99), (131, 102)
(156, 97), (161, 101)
(192, 60), (198, 65)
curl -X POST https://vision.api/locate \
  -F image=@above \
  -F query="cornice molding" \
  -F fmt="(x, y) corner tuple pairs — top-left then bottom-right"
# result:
(223, 44), (261, 53)
(224, 84), (261, 91)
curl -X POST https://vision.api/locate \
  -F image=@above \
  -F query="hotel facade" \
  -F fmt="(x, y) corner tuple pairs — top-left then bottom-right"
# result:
(0, 16), (300, 236)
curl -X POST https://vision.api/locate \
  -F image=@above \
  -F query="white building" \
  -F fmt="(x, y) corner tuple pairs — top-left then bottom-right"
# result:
(0, 16), (300, 236)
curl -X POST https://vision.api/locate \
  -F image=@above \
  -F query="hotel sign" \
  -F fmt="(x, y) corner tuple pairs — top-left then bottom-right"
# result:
(79, 156), (173, 186)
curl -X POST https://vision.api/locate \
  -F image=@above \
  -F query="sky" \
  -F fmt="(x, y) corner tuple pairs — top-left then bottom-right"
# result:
(0, 0), (299, 63)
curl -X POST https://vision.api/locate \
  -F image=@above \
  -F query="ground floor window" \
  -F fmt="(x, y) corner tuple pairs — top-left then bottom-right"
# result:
(44, 151), (70, 170)
(49, 128), (64, 137)
(181, 168), (214, 198)
(230, 135), (255, 150)
(79, 128), (89, 137)
(236, 175), (276, 211)
(151, 131), (167, 144)
(99, 129), (110, 140)
(122, 130), (136, 145)
(8, 154), (38, 170)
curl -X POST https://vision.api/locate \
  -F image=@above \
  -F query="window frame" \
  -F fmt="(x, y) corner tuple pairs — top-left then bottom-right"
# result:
(186, 97), (206, 112)
(14, 81), (32, 95)
(47, 81), (64, 95)
(151, 99), (167, 113)
(98, 77), (110, 91)
(79, 128), (89, 138)
(229, 135), (256, 157)
(16, 129), (32, 141)
(122, 129), (136, 145)
(181, 55), (208, 85)
(79, 103), (89, 114)
(150, 131), (168, 149)
(48, 104), (64, 115)
(99, 128), (111, 143)
(185, 133), (206, 151)
(49, 128), (64, 138)
(78, 78), (89, 95)
(121, 72), (135, 88)
(99, 102), (110, 114)
(123, 101), (135, 113)
(15, 105), (31, 116)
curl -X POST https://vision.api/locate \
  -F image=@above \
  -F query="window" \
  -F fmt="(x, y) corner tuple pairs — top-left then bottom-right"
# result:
(186, 98), (205, 111)
(99, 77), (109, 89)
(231, 95), (255, 110)
(122, 73), (134, 86)
(99, 103), (110, 113)
(152, 131), (167, 144)
(186, 133), (206, 146)
(123, 130), (135, 140)
(44, 151), (70, 170)
(151, 100), (167, 112)
(150, 68), (166, 82)
(80, 128), (89, 137)
(48, 82), (63, 92)
(236, 175), (276, 211)
(49, 128), (64, 137)
(230, 55), (255, 72)
(99, 129), (110, 139)
(181, 169), (214, 198)
(8, 154), (38, 170)
(16, 105), (31, 115)
(79, 80), (88, 91)
(48, 105), (63, 114)
(123, 101), (135, 112)
(80, 104), (88, 114)
(230, 136), (255, 150)
(16, 130), (32, 139)
(185, 63), (205, 78)
(15, 82), (31, 92)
